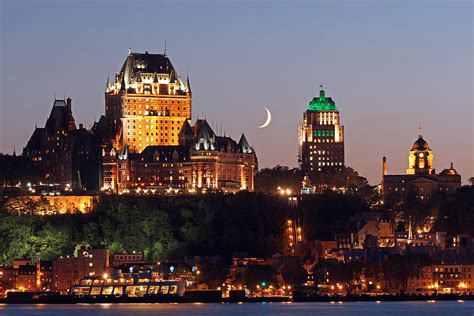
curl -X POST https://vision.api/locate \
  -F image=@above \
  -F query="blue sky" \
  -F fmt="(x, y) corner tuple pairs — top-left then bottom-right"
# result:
(1, 0), (472, 184)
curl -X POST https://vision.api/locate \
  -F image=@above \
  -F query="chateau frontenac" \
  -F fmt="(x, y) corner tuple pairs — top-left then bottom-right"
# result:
(23, 49), (257, 193)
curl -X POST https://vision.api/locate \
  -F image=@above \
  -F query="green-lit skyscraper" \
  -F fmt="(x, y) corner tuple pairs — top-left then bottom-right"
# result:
(298, 87), (345, 174)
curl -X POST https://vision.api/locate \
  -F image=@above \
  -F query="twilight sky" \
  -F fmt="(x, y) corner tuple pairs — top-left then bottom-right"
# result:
(0, 0), (472, 184)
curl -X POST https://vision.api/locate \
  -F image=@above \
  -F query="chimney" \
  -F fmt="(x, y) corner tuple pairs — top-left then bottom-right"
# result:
(66, 97), (72, 112)
(382, 156), (387, 176)
(79, 123), (84, 129)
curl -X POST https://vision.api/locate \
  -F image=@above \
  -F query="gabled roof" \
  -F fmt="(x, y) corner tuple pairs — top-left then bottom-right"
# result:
(45, 99), (76, 132)
(181, 120), (194, 137)
(118, 144), (129, 160)
(118, 51), (184, 90)
(24, 127), (48, 152)
(238, 133), (253, 154)
(193, 119), (216, 151)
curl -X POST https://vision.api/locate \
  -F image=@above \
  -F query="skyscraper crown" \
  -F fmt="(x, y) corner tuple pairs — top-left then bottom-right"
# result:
(308, 88), (338, 111)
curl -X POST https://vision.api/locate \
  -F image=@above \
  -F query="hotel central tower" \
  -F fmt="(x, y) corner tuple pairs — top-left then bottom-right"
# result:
(105, 49), (192, 153)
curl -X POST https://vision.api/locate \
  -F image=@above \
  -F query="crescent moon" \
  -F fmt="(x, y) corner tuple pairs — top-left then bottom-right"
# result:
(259, 107), (272, 128)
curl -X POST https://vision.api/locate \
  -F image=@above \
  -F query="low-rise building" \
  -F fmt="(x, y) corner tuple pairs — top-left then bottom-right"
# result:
(53, 248), (109, 294)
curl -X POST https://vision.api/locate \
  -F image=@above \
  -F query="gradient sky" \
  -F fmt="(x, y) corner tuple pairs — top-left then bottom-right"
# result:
(1, 0), (472, 184)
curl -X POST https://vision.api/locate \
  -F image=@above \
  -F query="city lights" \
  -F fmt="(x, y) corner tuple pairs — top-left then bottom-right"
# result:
(0, 4), (471, 310)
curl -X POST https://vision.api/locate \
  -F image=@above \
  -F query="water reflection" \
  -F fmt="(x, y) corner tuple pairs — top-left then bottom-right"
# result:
(0, 301), (473, 316)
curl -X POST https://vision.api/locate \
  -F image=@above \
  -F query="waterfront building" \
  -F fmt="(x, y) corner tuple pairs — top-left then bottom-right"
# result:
(298, 87), (345, 174)
(53, 248), (109, 294)
(382, 135), (461, 200)
(17, 264), (38, 291)
(0, 260), (54, 294)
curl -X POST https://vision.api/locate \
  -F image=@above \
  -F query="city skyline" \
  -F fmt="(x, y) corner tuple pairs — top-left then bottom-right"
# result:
(1, 1), (472, 184)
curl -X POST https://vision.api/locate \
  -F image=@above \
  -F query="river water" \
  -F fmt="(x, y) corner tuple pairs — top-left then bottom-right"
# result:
(1, 301), (473, 315)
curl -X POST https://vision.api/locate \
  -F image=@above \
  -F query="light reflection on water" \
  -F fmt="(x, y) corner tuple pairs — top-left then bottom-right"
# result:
(0, 301), (473, 316)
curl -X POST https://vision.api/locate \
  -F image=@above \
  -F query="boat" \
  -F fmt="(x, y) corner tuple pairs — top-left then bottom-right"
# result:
(69, 276), (186, 298)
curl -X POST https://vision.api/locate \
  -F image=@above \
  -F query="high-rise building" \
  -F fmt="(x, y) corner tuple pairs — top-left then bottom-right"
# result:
(298, 87), (344, 174)
(105, 49), (192, 153)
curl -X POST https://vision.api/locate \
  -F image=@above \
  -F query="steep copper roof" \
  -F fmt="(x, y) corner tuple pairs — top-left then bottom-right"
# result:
(118, 51), (183, 90)
(45, 99), (76, 133)
(130, 145), (190, 162)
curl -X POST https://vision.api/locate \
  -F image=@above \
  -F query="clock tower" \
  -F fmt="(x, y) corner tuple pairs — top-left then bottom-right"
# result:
(406, 135), (434, 175)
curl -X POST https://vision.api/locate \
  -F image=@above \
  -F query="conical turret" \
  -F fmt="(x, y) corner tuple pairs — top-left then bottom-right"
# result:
(187, 75), (192, 94)
(238, 133), (253, 154)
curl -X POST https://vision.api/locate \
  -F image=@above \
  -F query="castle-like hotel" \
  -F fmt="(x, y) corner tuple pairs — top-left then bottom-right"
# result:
(24, 49), (257, 194)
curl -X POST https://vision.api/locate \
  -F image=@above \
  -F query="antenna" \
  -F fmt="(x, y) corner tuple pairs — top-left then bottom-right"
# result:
(164, 39), (167, 56)
(417, 121), (422, 136)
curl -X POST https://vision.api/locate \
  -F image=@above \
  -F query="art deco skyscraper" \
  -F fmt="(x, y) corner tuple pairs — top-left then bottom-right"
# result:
(298, 87), (344, 174)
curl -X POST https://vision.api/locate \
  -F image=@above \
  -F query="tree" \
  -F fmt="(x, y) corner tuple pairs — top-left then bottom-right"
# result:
(300, 191), (370, 240)
(433, 186), (474, 234)
(254, 166), (303, 194)
(382, 254), (429, 293)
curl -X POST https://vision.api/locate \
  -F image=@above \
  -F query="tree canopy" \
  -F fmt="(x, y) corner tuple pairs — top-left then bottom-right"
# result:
(0, 192), (288, 265)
